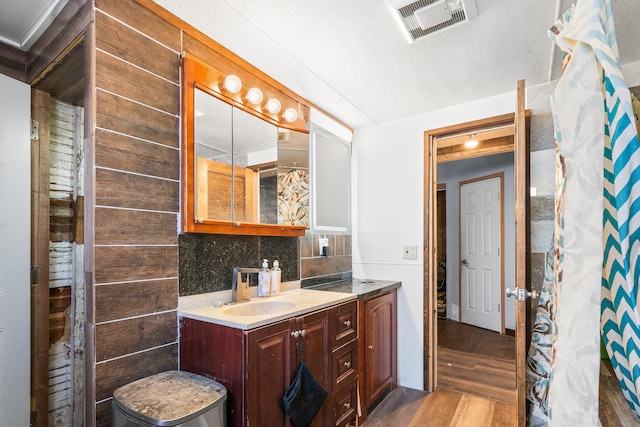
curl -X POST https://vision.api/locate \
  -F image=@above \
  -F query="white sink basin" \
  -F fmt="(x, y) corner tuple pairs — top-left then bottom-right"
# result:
(223, 300), (297, 316)
(180, 288), (357, 330)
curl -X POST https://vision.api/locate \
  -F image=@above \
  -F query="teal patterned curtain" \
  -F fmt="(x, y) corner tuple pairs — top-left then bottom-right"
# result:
(527, 0), (640, 424)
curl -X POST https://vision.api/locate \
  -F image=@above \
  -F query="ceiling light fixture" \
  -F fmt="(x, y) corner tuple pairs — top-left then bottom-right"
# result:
(223, 74), (242, 93)
(265, 98), (282, 115)
(245, 87), (263, 105)
(465, 134), (478, 148)
(282, 107), (298, 123)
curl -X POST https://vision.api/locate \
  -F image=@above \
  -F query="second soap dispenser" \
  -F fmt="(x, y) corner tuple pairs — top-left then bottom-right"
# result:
(270, 260), (281, 296)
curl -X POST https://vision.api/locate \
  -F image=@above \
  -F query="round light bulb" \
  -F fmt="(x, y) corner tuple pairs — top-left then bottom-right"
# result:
(282, 107), (298, 123)
(246, 87), (263, 105)
(223, 74), (242, 94)
(265, 98), (281, 114)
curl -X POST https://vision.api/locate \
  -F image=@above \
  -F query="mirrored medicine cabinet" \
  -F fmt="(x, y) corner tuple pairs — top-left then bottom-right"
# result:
(181, 54), (310, 236)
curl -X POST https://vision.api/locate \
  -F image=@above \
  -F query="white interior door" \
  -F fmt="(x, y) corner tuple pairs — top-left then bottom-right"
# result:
(460, 176), (502, 332)
(0, 73), (31, 426)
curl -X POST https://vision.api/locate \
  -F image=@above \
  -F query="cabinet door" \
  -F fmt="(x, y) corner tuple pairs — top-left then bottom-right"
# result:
(247, 319), (296, 427)
(364, 291), (397, 407)
(297, 309), (330, 427)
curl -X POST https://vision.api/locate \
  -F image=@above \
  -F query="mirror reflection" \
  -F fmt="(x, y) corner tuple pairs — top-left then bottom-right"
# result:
(193, 87), (309, 227)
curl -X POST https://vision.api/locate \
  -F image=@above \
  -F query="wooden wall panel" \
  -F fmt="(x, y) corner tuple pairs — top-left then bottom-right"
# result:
(95, 168), (179, 212)
(95, 0), (181, 52)
(95, 208), (178, 245)
(27, 0), (91, 84)
(95, 312), (177, 361)
(94, 246), (178, 284)
(94, 344), (178, 401)
(0, 41), (26, 81)
(95, 50), (179, 115)
(95, 279), (178, 323)
(95, 129), (179, 180)
(95, 12), (180, 83)
(91, 2), (182, 425)
(95, 90), (179, 147)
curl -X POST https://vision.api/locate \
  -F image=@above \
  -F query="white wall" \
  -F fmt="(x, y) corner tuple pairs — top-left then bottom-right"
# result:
(351, 61), (640, 391)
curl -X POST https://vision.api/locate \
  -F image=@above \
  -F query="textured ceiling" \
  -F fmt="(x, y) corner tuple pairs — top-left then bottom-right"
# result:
(2, 0), (640, 128)
(152, 0), (640, 128)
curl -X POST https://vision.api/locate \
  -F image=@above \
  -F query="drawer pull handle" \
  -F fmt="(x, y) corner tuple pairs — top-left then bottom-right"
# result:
(343, 361), (351, 368)
(342, 402), (351, 409)
(343, 320), (351, 328)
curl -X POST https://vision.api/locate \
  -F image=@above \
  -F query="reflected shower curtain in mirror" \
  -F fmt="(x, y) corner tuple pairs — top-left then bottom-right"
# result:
(278, 169), (310, 227)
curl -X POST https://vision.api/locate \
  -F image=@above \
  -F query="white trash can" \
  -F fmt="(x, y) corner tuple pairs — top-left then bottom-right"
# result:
(112, 371), (226, 427)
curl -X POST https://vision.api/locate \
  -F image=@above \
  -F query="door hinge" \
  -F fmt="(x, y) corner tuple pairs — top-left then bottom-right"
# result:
(31, 120), (39, 140)
(31, 266), (38, 285)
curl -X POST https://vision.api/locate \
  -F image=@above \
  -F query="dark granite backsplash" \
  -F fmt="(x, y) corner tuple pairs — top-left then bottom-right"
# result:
(179, 233), (300, 296)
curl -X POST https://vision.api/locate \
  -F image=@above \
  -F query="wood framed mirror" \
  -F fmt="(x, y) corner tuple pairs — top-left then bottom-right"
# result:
(181, 54), (309, 236)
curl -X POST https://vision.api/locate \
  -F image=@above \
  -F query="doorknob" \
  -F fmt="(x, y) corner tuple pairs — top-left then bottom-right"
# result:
(506, 287), (538, 301)
(461, 259), (469, 267)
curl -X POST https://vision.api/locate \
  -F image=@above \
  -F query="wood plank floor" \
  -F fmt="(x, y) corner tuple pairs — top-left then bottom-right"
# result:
(361, 386), (515, 427)
(437, 319), (516, 404)
(361, 319), (639, 426)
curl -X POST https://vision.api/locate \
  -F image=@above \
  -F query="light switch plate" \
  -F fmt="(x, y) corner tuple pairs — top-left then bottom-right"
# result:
(403, 245), (418, 259)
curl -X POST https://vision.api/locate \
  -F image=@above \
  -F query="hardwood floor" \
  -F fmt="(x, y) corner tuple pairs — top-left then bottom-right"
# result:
(361, 386), (515, 427)
(437, 319), (516, 404)
(361, 319), (639, 426)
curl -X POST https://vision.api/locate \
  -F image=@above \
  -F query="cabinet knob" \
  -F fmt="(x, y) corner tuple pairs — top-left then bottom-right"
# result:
(300, 329), (307, 338)
(342, 402), (351, 410)
(291, 331), (299, 338)
(343, 361), (351, 368)
(343, 320), (351, 328)
(368, 345), (374, 351)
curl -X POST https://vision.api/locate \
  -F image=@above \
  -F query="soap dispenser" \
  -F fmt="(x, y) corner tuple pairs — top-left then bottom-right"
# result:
(270, 260), (281, 296)
(258, 259), (271, 297)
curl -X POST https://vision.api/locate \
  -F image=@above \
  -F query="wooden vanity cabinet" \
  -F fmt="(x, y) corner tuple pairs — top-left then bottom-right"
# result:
(358, 288), (397, 422)
(180, 300), (357, 427)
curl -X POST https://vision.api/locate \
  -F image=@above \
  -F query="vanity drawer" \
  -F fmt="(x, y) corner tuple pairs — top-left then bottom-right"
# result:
(332, 301), (357, 350)
(334, 379), (357, 427)
(332, 340), (357, 389)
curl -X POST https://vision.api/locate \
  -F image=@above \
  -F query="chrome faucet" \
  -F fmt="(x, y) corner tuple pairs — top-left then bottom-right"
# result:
(231, 267), (261, 303)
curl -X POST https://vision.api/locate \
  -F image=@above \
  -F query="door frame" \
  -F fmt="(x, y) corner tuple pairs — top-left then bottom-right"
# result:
(458, 173), (504, 334)
(423, 80), (529, 424)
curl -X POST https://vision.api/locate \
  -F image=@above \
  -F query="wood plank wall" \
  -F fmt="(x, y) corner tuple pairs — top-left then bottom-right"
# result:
(89, 2), (351, 426)
(91, 1), (181, 425)
(49, 97), (84, 425)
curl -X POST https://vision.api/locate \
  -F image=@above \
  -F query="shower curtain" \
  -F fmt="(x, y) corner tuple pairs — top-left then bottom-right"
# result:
(527, 0), (640, 424)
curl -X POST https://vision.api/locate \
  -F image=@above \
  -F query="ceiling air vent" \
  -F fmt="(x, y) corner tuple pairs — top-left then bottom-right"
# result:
(386, 0), (478, 43)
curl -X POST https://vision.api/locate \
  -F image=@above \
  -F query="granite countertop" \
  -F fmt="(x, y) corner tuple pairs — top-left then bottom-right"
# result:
(307, 278), (401, 299)
(179, 288), (356, 330)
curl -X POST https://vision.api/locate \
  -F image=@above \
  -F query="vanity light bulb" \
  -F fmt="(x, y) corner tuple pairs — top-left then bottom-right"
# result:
(282, 107), (298, 123)
(223, 74), (242, 94)
(246, 87), (263, 105)
(265, 98), (282, 114)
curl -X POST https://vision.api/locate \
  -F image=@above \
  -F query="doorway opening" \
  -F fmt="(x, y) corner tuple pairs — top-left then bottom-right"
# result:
(423, 111), (523, 403)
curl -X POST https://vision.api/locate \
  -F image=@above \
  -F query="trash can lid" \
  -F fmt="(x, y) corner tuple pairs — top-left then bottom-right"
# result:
(113, 370), (227, 426)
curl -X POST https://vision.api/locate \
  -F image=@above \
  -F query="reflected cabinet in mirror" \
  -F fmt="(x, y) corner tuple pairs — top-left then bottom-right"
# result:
(182, 54), (310, 236)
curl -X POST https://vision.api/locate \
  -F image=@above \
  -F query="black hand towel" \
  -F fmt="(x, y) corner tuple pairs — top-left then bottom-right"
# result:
(282, 361), (327, 427)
